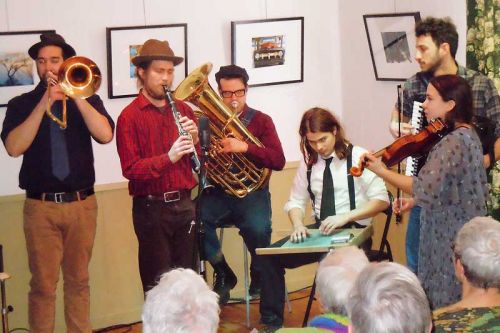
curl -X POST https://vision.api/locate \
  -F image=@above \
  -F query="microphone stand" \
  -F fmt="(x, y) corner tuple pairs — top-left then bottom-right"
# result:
(193, 145), (211, 281)
(0, 245), (12, 333)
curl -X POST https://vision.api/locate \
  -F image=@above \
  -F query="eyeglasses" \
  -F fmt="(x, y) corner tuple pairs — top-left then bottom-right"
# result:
(220, 89), (246, 98)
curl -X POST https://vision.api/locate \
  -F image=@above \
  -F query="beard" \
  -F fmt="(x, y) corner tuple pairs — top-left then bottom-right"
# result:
(144, 84), (167, 101)
(420, 54), (443, 75)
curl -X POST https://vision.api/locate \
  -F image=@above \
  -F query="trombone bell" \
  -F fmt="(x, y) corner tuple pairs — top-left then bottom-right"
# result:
(58, 56), (101, 99)
(46, 56), (102, 129)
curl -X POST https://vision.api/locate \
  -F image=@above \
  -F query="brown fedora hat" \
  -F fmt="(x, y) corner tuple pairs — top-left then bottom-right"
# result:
(132, 39), (183, 66)
(28, 33), (76, 60)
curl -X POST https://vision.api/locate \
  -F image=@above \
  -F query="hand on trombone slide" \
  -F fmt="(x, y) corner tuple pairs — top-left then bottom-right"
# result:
(45, 71), (65, 101)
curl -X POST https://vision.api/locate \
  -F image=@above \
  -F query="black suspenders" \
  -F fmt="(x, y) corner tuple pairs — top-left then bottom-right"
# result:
(308, 144), (355, 225)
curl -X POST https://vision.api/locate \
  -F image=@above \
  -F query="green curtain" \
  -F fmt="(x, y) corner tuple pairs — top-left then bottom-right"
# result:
(466, 0), (500, 219)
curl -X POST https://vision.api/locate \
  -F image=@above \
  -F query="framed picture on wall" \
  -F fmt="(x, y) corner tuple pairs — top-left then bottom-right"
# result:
(363, 12), (421, 81)
(106, 24), (188, 99)
(0, 29), (56, 107)
(231, 17), (304, 87)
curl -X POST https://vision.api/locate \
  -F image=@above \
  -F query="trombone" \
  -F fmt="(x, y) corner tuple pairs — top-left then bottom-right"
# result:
(46, 56), (102, 129)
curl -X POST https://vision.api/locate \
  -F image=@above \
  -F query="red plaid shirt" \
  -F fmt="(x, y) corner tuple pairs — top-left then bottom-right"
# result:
(116, 92), (198, 196)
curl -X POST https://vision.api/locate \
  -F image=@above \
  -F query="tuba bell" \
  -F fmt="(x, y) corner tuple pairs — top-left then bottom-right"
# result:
(46, 56), (102, 129)
(174, 63), (270, 198)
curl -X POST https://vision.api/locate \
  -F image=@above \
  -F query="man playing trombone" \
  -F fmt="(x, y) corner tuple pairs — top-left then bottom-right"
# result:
(1, 33), (114, 333)
(116, 39), (200, 293)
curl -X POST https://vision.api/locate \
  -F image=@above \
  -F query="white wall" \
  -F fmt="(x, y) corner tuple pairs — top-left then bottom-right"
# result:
(0, 0), (342, 195)
(339, 0), (467, 150)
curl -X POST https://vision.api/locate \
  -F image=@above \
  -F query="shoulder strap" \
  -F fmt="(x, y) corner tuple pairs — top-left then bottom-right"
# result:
(306, 163), (315, 207)
(240, 107), (257, 126)
(346, 144), (356, 210)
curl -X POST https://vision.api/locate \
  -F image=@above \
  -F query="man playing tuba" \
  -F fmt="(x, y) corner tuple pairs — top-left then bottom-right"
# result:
(201, 65), (286, 304)
(1, 32), (114, 332)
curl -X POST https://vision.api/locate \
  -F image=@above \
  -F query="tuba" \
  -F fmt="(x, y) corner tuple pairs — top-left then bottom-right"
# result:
(46, 56), (102, 129)
(174, 63), (270, 198)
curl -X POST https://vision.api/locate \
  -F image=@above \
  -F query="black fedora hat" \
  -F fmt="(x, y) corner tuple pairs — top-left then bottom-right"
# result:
(131, 39), (183, 67)
(28, 33), (76, 59)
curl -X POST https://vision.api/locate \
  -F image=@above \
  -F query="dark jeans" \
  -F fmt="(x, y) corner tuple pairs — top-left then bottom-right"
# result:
(201, 187), (272, 278)
(132, 196), (196, 292)
(259, 223), (372, 327)
(260, 251), (324, 326)
(406, 206), (421, 274)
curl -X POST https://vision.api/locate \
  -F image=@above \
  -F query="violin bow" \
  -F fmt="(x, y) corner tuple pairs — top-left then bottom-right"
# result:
(395, 84), (403, 224)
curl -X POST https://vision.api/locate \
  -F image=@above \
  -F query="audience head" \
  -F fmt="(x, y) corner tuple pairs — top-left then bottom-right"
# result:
(347, 262), (431, 333)
(316, 246), (369, 315)
(142, 268), (220, 333)
(299, 107), (349, 167)
(425, 75), (473, 128)
(453, 216), (500, 289)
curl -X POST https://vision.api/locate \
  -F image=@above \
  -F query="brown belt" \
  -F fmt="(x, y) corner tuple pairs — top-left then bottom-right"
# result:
(26, 187), (95, 203)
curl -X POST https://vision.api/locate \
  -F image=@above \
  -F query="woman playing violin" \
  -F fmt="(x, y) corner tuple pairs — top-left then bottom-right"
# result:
(361, 75), (488, 309)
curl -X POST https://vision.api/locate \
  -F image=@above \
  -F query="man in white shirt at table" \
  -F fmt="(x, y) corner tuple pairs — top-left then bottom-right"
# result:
(258, 107), (389, 332)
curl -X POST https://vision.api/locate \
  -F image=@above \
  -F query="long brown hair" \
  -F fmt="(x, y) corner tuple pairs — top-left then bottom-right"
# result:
(299, 107), (349, 167)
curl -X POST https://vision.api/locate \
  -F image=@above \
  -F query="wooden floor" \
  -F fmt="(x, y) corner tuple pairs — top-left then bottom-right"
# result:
(95, 288), (321, 333)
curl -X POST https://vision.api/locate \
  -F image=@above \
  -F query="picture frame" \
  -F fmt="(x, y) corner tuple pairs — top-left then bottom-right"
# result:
(0, 29), (55, 107)
(363, 12), (421, 81)
(106, 24), (188, 99)
(231, 17), (304, 87)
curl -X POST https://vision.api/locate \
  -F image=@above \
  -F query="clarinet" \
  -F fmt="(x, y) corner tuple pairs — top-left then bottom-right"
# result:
(164, 87), (201, 173)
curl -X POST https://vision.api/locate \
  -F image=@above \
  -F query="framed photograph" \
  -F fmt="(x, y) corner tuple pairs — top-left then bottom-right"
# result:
(231, 17), (304, 87)
(0, 30), (55, 107)
(363, 12), (421, 81)
(106, 24), (188, 99)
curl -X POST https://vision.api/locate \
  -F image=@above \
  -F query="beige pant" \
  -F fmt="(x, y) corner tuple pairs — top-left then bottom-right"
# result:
(23, 196), (97, 333)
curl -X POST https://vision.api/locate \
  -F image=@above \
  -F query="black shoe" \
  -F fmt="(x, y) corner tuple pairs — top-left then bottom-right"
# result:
(212, 259), (237, 305)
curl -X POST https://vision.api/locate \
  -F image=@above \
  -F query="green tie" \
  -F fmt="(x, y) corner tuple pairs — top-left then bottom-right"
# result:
(320, 157), (335, 221)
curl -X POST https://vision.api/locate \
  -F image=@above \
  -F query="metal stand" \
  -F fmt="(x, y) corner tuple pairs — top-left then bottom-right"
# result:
(0, 244), (12, 333)
(1, 272), (12, 333)
(193, 146), (212, 281)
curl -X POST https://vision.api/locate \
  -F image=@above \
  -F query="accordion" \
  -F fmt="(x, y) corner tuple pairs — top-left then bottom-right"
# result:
(405, 101), (426, 176)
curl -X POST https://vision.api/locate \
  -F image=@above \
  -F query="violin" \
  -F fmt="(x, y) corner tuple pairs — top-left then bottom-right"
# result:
(350, 119), (447, 177)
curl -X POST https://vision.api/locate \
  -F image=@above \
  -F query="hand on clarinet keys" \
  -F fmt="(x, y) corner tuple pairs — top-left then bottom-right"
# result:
(179, 116), (199, 144)
(168, 135), (195, 163)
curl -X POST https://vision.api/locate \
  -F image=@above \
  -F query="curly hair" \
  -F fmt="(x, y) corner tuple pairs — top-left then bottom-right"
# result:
(415, 17), (458, 58)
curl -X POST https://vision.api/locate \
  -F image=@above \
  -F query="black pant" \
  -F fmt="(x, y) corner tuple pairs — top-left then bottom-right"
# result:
(132, 196), (196, 292)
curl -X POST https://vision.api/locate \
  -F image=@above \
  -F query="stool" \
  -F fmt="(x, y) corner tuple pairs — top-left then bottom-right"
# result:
(219, 226), (292, 328)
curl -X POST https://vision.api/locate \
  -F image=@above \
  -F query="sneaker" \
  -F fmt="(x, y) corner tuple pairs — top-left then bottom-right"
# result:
(258, 324), (282, 333)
